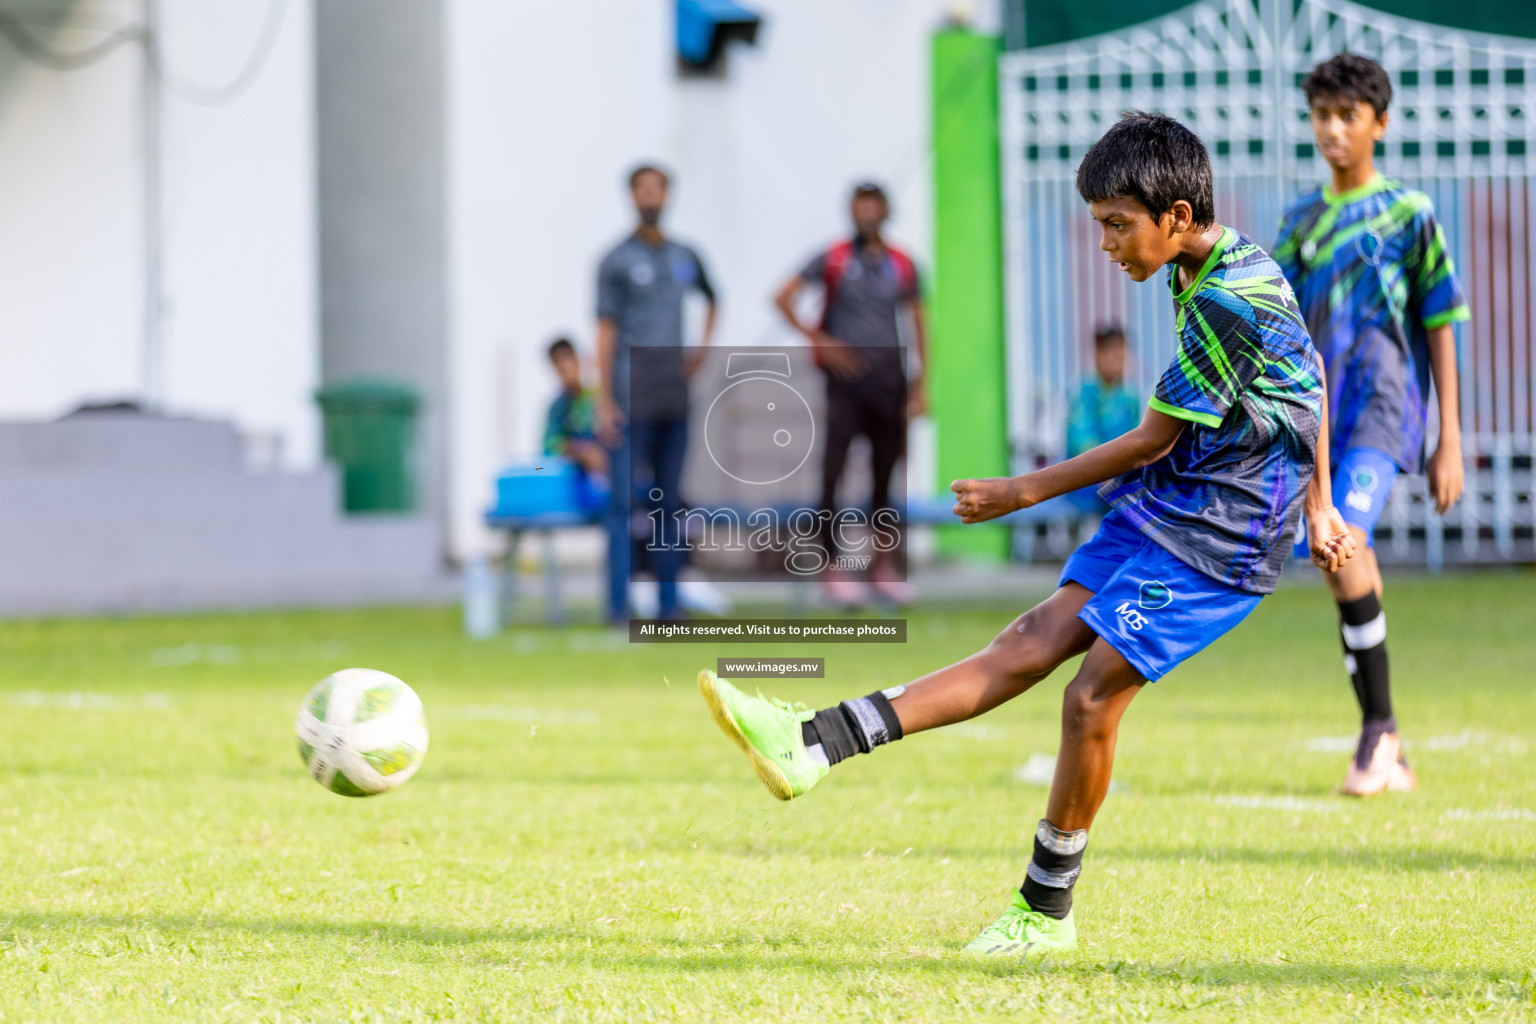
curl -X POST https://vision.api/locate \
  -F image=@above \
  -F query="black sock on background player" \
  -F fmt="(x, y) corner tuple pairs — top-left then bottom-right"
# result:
(1338, 592), (1398, 765)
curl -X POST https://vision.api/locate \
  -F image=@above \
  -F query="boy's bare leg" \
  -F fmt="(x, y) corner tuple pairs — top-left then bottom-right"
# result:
(1045, 638), (1145, 831)
(1320, 525), (1380, 601)
(974, 636), (1143, 930)
(892, 584), (1099, 736)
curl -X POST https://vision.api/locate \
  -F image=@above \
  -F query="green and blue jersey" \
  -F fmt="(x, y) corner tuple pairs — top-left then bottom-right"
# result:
(1101, 228), (1324, 594)
(1273, 175), (1468, 472)
(544, 387), (597, 458)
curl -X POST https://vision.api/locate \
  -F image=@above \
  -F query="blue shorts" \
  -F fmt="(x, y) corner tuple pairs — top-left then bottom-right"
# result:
(1292, 445), (1399, 557)
(1060, 511), (1263, 683)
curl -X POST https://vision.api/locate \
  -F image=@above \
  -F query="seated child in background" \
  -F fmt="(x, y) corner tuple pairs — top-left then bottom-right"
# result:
(1065, 325), (1140, 512)
(544, 337), (607, 478)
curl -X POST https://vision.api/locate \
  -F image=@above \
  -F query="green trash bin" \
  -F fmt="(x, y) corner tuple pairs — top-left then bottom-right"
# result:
(316, 380), (421, 513)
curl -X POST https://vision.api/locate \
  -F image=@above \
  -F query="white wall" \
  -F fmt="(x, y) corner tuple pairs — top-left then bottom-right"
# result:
(0, 1), (141, 420)
(158, 0), (318, 467)
(445, 0), (995, 558)
(0, 0), (997, 565)
(0, 0), (317, 467)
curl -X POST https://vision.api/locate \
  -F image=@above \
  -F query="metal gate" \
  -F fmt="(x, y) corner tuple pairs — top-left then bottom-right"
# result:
(1000, 0), (1536, 566)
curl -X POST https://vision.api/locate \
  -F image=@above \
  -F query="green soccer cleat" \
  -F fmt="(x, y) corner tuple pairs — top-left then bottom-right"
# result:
(962, 891), (1077, 957)
(697, 670), (827, 801)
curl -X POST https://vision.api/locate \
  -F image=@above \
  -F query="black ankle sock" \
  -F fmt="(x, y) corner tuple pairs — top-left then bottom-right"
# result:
(800, 690), (904, 766)
(802, 708), (857, 764)
(1338, 593), (1392, 728)
(1019, 819), (1087, 920)
(1353, 714), (1399, 770)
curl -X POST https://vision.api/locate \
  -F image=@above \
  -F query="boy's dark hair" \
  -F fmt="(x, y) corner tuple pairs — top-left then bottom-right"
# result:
(547, 337), (576, 361)
(1094, 324), (1127, 348)
(629, 164), (670, 190)
(1303, 53), (1392, 117)
(1076, 111), (1215, 228)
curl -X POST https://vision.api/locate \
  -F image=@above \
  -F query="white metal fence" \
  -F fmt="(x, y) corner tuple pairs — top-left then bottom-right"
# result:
(1000, 0), (1536, 566)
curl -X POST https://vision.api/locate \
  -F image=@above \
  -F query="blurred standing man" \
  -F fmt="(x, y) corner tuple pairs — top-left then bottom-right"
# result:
(774, 182), (928, 606)
(595, 165), (717, 624)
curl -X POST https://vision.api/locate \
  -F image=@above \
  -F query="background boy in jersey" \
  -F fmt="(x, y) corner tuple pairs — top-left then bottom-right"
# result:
(701, 113), (1354, 956)
(1065, 325), (1140, 514)
(543, 337), (606, 478)
(1274, 54), (1469, 796)
(773, 182), (928, 607)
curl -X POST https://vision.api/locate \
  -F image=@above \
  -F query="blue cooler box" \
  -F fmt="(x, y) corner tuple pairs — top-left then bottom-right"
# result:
(489, 458), (607, 518)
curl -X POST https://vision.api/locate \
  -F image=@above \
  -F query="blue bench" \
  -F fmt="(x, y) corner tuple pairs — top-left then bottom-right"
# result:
(485, 509), (599, 625)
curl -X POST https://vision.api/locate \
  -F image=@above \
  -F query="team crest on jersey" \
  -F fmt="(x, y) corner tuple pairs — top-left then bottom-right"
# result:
(1138, 581), (1173, 610)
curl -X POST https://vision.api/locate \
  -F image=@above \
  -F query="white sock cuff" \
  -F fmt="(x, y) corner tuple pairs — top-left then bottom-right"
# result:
(1341, 612), (1387, 650)
(842, 696), (889, 748)
(1026, 861), (1082, 889)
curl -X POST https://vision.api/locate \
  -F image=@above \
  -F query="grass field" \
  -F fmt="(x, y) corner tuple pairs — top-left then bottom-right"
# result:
(0, 571), (1532, 1022)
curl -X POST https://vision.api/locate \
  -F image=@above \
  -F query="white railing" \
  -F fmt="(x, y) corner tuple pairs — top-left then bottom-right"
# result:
(1000, 0), (1536, 566)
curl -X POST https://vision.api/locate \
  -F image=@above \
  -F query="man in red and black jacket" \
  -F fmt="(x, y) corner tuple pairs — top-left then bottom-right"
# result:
(774, 182), (928, 606)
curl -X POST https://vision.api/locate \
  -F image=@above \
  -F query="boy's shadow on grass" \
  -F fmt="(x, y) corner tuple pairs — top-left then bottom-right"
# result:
(1, 910), (1524, 993)
(1099, 842), (1532, 874)
(648, 834), (1533, 875)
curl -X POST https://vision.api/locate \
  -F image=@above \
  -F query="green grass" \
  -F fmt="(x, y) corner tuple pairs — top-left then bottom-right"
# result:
(0, 572), (1534, 1022)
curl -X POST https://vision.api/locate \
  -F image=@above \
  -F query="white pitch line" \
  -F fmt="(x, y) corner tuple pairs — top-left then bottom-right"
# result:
(1443, 808), (1536, 822)
(2, 691), (171, 711)
(453, 705), (599, 724)
(1212, 795), (1340, 813)
(149, 643), (242, 667)
(1304, 731), (1500, 753)
(1013, 753), (1057, 786)
(950, 723), (1004, 741)
(1014, 753), (1125, 792)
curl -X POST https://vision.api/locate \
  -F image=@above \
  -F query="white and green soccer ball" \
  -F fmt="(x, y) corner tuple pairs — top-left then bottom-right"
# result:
(295, 668), (428, 797)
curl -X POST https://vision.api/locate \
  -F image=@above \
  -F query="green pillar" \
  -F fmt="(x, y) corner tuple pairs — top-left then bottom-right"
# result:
(930, 29), (1010, 561)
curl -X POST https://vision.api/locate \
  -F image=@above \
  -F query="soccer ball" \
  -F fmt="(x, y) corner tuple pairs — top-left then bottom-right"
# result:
(295, 668), (428, 797)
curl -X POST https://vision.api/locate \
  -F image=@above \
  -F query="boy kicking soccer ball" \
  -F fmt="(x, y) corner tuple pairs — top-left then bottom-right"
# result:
(1274, 54), (1469, 796)
(698, 112), (1355, 957)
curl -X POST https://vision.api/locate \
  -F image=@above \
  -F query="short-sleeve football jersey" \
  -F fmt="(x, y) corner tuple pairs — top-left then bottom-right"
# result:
(596, 235), (716, 417)
(1100, 228), (1324, 594)
(1273, 176), (1468, 472)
